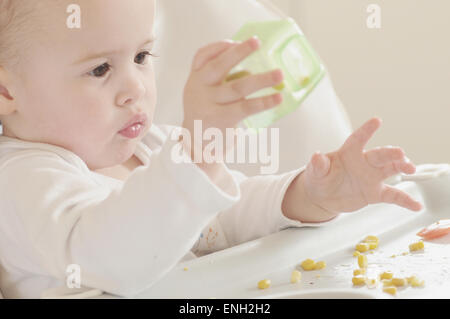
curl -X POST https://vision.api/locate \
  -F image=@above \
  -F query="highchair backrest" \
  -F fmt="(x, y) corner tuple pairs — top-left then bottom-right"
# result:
(153, 0), (353, 176)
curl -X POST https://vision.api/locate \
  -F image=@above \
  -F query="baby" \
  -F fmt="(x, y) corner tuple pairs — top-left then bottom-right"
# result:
(0, 0), (422, 298)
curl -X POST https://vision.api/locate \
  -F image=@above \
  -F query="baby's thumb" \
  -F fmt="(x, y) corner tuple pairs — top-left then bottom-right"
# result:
(310, 151), (330, 178)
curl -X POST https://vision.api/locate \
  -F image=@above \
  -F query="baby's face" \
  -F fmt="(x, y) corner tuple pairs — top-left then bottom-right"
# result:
(4, 0), (156, 170)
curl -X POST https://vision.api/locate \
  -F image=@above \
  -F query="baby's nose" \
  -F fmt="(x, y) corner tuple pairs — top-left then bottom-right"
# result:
(116, 79), (146, 106)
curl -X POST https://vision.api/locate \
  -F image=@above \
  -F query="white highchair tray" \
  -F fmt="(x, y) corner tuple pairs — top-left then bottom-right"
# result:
(100, 164), (450, 299)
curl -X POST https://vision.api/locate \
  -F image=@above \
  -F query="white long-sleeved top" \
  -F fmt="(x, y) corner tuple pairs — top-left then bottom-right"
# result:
(0, 124), (313, 299)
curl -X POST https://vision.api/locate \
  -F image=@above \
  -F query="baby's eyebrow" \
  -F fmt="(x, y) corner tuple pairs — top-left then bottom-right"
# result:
(71, 38), (155, 65)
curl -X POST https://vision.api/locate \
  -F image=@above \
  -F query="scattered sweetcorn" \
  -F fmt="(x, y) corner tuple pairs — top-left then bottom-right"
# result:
(301, 259), (316, 271)
(352, 275), (366, 286)
(382, 279), (393, 287)
(314, 261), (326, 270)
(347, 235), (426, 296)
(409, 241), (424, 252)
(353, 268), (366, 276)
(291, 270), (302, 283)
(257, 279), (271, 289)
(355, 243), (369, 252)
(407, 275), (425, 287)
(364, 235), (379, 244)
(410, 277), (425, 287)
(383, 286), (397, 295)
(357, 254), (368, 268)
(363, 236), (379, 250)
(391, 277), (407, 287)
(379, 271), (393, 280)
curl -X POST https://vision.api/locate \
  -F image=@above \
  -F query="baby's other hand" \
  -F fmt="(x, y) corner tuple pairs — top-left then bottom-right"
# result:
(303, 117), (423, 214)
(182, 37), (284, 158)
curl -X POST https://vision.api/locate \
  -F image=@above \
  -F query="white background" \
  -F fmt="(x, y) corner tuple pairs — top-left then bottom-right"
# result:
(271, 0), (450, 165)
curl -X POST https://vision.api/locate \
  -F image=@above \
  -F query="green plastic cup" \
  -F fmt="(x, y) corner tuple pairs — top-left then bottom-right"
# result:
(229, 18), (326, 130)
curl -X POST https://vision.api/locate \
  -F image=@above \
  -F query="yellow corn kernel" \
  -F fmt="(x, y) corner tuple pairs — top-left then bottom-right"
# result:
(409, 241), (425, 252)
(366, 278), (378, 289)
(301, 258), (316, 271)
(273, 81), (285, 91)
(183, 267), (188, 271)
(391, 277), (407, 287)
(353, 268), (366, 276)
(257, 279), (271, 290)
(368, 242), (378, 250)
(352, 276), (366, 286)
(383, 286), (397, 295)
(353, 251), (361, 257)
(225, 70), (251, 82)
(363, 235), (379, 244)
(382, 279), (393, 287)
(411, 278), (425, 287)
(314, 261), (326, 270)
(408, 276), (425, 287)
(290, 270), (302, 283)
(355, 243), (370, 252)
(379, 271), (394, 280)
(357, 254), (368, 268)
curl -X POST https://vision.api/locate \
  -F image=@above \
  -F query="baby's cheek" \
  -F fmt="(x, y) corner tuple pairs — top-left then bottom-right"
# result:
(145, 80), (157, 121)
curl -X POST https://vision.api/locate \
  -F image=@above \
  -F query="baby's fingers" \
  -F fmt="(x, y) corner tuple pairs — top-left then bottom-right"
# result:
(229, 93), (283, 119)
(342, 117), (382, 154)
(380, 185), (422, 211)
(365, 146), (405, 168)
(200, 37), (260, 85)
(192, 40), (238, 71)
(380, 159), (416, 180)
(213, 69), (284, 104)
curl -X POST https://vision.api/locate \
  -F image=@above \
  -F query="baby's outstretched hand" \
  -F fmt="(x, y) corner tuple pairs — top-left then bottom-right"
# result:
(303, 117), (423, 215)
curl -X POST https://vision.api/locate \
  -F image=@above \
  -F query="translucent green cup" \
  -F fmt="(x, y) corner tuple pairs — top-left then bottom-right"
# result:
(228, 18), (326, 130)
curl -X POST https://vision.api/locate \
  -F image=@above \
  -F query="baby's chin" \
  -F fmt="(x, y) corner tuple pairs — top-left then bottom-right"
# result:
(83, 140), (138, 171)
(86, 124), (150, 170)
(115, 138), (142, 163)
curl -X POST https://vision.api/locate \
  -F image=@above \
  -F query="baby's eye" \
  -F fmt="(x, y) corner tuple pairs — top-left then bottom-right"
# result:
(88, 63), (111, 78)
(134, 51), (153, 65)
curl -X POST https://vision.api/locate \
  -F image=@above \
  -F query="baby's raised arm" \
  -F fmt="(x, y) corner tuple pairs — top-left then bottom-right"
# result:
(180, 37), (284, 184)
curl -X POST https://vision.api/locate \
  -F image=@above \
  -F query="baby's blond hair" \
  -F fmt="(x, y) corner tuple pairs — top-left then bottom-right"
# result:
(0, 0), (47, 70)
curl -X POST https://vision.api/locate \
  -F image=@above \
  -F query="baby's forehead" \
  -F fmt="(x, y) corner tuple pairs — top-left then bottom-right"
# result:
(4, 0), (154, 36)
(1, 0), (155, 69)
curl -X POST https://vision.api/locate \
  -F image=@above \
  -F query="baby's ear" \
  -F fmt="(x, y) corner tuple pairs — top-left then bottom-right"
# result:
(0, 66), (16, 116)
